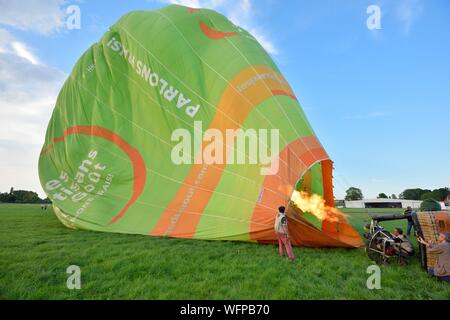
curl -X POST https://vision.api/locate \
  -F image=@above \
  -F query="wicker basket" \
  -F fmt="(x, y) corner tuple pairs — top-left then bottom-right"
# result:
(414, 211), (450, 269)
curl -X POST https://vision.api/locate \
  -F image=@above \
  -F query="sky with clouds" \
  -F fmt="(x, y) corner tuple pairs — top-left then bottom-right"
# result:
(0, 0), (449, 199)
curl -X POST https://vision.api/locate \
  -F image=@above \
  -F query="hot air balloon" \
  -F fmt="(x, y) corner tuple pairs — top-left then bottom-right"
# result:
(38, 5), (362, 248)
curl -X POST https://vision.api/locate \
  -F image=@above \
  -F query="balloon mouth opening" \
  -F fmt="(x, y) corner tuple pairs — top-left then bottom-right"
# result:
(288, 160), (346, 224)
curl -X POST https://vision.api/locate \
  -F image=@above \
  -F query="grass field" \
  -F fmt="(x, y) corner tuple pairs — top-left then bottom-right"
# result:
(339, 207), (405, 214)
(1, 204), (449, 299)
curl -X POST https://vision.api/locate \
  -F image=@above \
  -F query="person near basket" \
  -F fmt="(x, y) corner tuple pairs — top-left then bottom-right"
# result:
(418, 232), (450, 283)
(403, 206), (416, 236)
(392, 227), (414, 264)
(274, 206), (295, 261)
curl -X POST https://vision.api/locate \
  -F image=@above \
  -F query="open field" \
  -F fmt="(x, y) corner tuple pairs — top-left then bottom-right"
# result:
(340, 208), (405, 214)
(0, 204), (449, 299)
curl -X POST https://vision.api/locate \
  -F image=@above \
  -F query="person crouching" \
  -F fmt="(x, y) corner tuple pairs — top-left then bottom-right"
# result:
(274, 206), (295, 261)
(392, 227), (414, 265)
(418, 232), (450, 283)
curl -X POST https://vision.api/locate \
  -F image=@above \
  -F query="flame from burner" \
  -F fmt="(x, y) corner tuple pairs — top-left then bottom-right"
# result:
(290, 191), (345, 223)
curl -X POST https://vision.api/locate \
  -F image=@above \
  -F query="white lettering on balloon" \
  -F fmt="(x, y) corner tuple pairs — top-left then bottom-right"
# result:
(45, 150), (114, 221)
(106, 36), (201, 119)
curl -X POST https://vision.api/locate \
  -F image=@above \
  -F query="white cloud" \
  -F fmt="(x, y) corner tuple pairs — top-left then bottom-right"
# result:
(0, 0), (67, 35)
(244, 28), (278, 56)
(169, 0), (201, 6)
(11, 42), (40, 65)
(0, 28), (66, 196)
(0, 143), (44, 196)
(164, 0), (278, 55)
(397, 0), (424, 35)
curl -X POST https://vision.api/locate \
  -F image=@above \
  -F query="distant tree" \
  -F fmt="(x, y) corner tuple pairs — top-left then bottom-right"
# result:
(377, 193), (388, 199)
(11, 190), (41, 203)
(1, 188), (52, 204)
(391, 194), (397, 199)
(0, 190), (45, 203)
(345, 187), (363, 201)
(335, 200), (345, 207)
(421, 191), (438, 201)
(399, 188), (431, 200)
(421, 188), (450, 201)
(42, 197), (52, 204)
(420, 199), (441, 212)
(399, 187), (449, 201)
(0, 192), (16, 203)
(431, 187), (450, 201)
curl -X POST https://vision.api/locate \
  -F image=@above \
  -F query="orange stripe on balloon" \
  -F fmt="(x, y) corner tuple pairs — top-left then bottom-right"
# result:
(188, 7), (200, 14)
(150, 65), (297, 238)
(40, 144), (54, 156)
(40, 125), (146, 225)
(199, 20), (238, 40)
(271, 89), (297, 101)
(321, 159), (335, 208)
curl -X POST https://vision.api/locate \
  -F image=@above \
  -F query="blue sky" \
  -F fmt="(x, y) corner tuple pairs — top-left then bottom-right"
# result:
(0, 0), (449, 199)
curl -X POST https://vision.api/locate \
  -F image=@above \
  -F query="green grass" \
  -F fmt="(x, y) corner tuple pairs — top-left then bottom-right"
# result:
(340, 208), (406, 214)
(341, 208), (404, 230)
(1, 204), (449, 299)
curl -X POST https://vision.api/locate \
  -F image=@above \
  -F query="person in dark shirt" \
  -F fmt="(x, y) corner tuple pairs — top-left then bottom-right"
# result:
(403, 206), (416, 236)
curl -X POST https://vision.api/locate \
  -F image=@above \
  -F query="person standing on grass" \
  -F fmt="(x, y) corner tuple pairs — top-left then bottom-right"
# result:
(403, 206), (416, 236)
(274, 206), (295, 261)
(418, 232), (450, 283)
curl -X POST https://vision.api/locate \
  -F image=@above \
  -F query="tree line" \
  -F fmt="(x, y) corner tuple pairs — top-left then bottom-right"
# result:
(2, 186), (448, 204)
(0, 188), (51, 204)
(344, 187), (449, 202)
